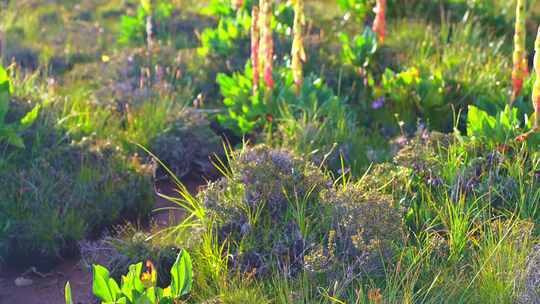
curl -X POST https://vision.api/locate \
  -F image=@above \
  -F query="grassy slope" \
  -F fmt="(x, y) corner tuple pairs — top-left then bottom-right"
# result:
(2, 0), (540, 303)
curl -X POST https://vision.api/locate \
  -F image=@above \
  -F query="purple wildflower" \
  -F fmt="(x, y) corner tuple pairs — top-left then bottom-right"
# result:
(371, 96), (385, 109)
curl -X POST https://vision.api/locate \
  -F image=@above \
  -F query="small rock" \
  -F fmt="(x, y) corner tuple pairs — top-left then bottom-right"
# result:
(14, 277), (33, 287)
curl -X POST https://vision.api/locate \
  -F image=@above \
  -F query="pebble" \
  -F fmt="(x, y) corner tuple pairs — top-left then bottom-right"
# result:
(14, 277), (33, 287)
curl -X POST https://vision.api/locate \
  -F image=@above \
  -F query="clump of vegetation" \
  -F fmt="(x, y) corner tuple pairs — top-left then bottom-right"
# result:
(80, 224), (180, 283)
(66, 249), (193, 304)
(202, 145), (330, 275)
(0, 67), (154, 268)
(150, 109), (223, 180)
(306, 183), (403, 279)
(0, 66), (40, 148)
(6, 0), (540, 303)
(201, 144), (404, 282)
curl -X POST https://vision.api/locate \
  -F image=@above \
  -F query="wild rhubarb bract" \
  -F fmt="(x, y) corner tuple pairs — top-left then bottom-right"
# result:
(532, 26), (540, 130)
(259, 0), (274, 91)
(232, 0), (244, 10)
(291, 0), (306, 93)
(372, 0), (386, 44)
(511, 0), (528, 103)
(517, 26), (540, 141)
(251, 5), (260, 95)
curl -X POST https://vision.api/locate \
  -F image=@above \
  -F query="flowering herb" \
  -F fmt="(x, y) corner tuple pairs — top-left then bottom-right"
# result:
(371, 96), (385, 109)
(259, 0), (275, 92)
(532, 27), (540, 131)
(291, 0), (306, 93)
(517, 26), (540, 141)
(511, 0), (528, 103)
(232, 0), (244, 10)
(140, 260), (157, 288)
(251, 4), (261, 95)
(372, 0), (386, 44)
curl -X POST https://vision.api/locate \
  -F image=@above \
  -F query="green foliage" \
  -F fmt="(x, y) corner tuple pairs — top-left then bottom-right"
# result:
(467, 105), (520, 142)
(216, 63), (264, 134)
(0, 66), (40, 148)
(118, 7), (147, 46)
(217, 64), (349, 136)
(377, 67), (448, 131)
(337, 0), (371, 22)
(466, 105), (540, 146)
(170, 249), (193, 298)
(69, 250), (192, 304)
(65, 282), (73, 304)
(339, 27), (378, 69)
(198, 0), (293, 59)
(198, 8), (251, 57)
(118, 0), (174, 46)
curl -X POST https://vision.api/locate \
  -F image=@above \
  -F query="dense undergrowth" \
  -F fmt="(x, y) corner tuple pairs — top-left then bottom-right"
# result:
(3, 0), (540, 303)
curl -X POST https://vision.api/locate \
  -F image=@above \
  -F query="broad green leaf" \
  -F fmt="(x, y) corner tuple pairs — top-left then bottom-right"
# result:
(170, 250), (193, 298)
(0, 66), (12, 94)
(108, 278), (121, 301)
(4, 128), (25, 148)
(140, 0), (152, 14)
(0, 91), (8, 123)
(65, 282), (73, 304)
(121, 262), (144, 301)
(92, 264), (116, 302)
(19, 104), (40, 130)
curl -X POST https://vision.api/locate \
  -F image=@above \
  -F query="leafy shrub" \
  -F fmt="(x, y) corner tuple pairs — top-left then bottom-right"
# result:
(198, 3), (251, 58)
(466, 104), (540, 146)
(216, 63), (266, 134)
(65, 250), (193, 304)
(374, 67), (448, 132)
(467, 105), (519, 142)
(218, 65), (344, 135)
(198, 0), (293, 59)
(339, 27), (378, 72)
(0, 65), (40, 148)
(218, 64), (376, 173)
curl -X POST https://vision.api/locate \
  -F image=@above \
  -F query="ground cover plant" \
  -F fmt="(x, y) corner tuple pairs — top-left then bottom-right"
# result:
(3, 0), (540, 303)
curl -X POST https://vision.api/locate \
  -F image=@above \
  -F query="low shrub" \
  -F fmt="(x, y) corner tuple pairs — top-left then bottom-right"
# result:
(305, 184), (404, 279)
(0, 69), (154, 269)
(202, 145), (330, 275)
(201, 145), (404, 280)
(0, 138), (154, 268)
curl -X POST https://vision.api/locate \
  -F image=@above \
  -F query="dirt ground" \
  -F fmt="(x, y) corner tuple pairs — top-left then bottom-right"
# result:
(0, 258), (94, 304)
(0, 177), (205, 304)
